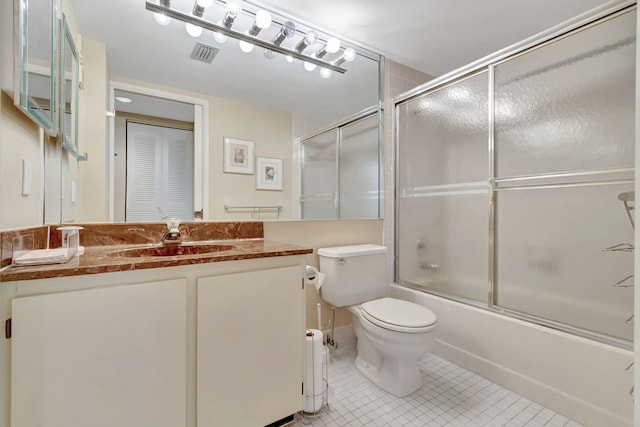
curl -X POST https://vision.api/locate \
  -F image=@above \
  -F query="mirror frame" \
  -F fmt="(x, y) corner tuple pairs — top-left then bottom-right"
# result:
(60, 13), (79, 156)
(17, 0), (58, 135)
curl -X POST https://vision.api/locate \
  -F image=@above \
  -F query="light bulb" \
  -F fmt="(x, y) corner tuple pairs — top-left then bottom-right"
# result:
(186, 23), (202, 38)
(320, 68), (332, 78)
(264, 49), (276, 60)
(272, 21), (296, 46)
(221, 1), (240, 27)
(326, 37), (340, 54)
(255, 10), (272, 29)
(343, 47), (356, 62)
(305, 31), (318, 45)
(213, 21), (227, 43)
(226, 0), (240, 15)
(315, 37), (341, 59)
(304, 61), (317, 72)
(285, 55), (295, 64)
(239, 38), (254, 53)
(295, 30), (318, 53)
(196, 0), (213, 6)
(153, 13), (171, 25)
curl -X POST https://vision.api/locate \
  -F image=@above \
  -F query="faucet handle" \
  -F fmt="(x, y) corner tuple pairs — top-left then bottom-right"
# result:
(166, 217), (181, 232)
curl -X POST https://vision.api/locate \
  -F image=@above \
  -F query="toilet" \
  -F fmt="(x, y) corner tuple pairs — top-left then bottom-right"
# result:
(318, 244), (438, 397)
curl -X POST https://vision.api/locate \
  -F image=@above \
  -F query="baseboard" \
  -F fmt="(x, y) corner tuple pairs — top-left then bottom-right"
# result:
(433, 340), (631, 427)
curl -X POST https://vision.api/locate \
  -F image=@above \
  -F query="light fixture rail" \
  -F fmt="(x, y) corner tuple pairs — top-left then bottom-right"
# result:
(145, 1), (349, 74)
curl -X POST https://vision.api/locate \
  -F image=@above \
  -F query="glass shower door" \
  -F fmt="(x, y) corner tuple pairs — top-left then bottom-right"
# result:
(301, 130), (338, 219)
(493, 8), (635, 341)
(339, 115), (380, 219)
(396, 71), (490, 302)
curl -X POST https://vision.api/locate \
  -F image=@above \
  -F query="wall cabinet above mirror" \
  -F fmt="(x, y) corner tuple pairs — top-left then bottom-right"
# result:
(17, 0), (58, 135)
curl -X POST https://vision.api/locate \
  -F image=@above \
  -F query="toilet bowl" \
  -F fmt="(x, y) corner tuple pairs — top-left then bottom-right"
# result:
(349, 297), (437, 397)
(318, 243), (439, 397)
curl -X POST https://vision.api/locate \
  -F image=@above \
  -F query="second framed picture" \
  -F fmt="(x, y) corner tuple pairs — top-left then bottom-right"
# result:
(256, 157), (283, 191)
(223, 137), (254, 174)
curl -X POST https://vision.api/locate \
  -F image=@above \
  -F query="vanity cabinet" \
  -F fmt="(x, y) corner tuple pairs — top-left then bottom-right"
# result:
(197, 266), (305, 426)
(2, 255), (306, 427)
(11, 279), (188, 427)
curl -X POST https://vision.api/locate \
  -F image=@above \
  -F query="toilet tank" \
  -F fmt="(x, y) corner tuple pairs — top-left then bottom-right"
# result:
(317, 244), (388, 307)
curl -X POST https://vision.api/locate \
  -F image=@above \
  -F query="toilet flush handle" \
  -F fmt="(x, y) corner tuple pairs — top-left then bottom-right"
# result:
(338, 258), (346, 265)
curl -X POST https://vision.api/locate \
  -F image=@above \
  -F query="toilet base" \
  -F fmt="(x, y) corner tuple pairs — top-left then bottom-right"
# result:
(354, 354), (422, 398)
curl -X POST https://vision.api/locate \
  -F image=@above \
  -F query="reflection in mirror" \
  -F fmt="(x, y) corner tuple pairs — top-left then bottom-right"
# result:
(46, 0), (383, 223)
(61, 15), (80, 155)
(19, 0), (57, 134)
(300, 110), (381, 219)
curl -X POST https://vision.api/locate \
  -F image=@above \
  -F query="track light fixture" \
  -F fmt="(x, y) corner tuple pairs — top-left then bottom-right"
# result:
(146, 0), (357, 75)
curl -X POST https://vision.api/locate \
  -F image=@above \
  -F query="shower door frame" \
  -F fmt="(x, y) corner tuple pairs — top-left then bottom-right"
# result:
(393, 0), (636, 350)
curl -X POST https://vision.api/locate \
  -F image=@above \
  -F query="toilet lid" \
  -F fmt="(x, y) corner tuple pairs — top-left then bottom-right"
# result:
(361, 298), (437, 333)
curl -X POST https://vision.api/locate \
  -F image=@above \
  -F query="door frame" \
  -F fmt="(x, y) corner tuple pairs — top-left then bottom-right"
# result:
(108, 81), (210, 221)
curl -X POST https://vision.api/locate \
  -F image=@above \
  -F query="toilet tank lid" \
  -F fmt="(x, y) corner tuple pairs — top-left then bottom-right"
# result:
(317, 244), (388, 258)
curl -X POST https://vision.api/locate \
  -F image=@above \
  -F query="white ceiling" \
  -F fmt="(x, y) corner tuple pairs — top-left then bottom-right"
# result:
(69, 0), (612, 120)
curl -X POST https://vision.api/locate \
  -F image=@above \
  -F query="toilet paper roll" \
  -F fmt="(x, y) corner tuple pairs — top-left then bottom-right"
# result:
(305, 265), (325, 292)
(305, 329), (324, 413)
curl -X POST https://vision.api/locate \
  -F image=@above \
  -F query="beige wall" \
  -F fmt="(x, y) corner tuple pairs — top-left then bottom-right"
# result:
(110, 78), (294, 222)
(0, 92), (44, 231)
(264, 219), (384, 329)
(210, 98), (292, 220)
(77, 39), (109, 222)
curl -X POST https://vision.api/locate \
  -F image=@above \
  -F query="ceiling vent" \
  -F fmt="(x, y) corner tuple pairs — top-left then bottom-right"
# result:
(190, 42), (219, 63)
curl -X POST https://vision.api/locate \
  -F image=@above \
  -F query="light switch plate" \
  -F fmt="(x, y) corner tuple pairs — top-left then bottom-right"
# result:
(21, 159), (32, 196)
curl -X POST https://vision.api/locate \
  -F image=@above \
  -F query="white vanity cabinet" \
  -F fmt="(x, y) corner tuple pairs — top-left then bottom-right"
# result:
(10, 279), (188, 427)
(197, 266), (305, 426)
(1, 255), (306, 427)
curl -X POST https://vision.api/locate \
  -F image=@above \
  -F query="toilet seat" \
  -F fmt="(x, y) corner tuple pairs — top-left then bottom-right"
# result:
(361, 298), (437, 334)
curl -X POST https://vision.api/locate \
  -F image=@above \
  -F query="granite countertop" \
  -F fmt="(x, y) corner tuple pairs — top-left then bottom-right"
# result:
(0, 238), (313, 282)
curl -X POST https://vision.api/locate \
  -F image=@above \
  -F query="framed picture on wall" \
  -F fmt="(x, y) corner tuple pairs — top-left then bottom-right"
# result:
(223, 137), (254, 174)
(256, 157), (283, 191)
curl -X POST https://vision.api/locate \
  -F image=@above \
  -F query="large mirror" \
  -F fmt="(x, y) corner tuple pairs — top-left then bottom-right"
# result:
(50, 0), (383, 223)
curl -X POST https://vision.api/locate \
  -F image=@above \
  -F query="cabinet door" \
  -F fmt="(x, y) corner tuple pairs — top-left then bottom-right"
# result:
(11, 279), (187, 427)
(197, 266), (305, 426)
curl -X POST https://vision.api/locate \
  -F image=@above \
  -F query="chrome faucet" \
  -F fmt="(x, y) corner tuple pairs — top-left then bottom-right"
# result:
(161, 217), (182, 246)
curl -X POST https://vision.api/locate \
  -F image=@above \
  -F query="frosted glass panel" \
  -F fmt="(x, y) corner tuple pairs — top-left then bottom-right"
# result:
(397, 71), (488, 189)
(495, 183), (634, 341)
(398, 191), (490, 302)
(495, 10), (636, 177)
(339, 115), (380, 218)
(301, 130), (337, 219)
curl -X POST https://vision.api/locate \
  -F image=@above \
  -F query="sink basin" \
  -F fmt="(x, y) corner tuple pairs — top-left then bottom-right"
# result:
(116, 244), (235, 258)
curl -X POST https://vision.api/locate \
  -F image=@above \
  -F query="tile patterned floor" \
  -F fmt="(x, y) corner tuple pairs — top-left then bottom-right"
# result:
(293, 348), (583, 427)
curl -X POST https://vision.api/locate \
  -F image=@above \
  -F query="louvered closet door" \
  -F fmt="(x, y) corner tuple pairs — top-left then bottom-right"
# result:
(126, 122), (193, 221)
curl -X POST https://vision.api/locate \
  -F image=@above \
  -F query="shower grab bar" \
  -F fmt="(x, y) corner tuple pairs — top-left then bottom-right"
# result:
(612, 275), (634, 288)
(602, 243), (634, 252)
